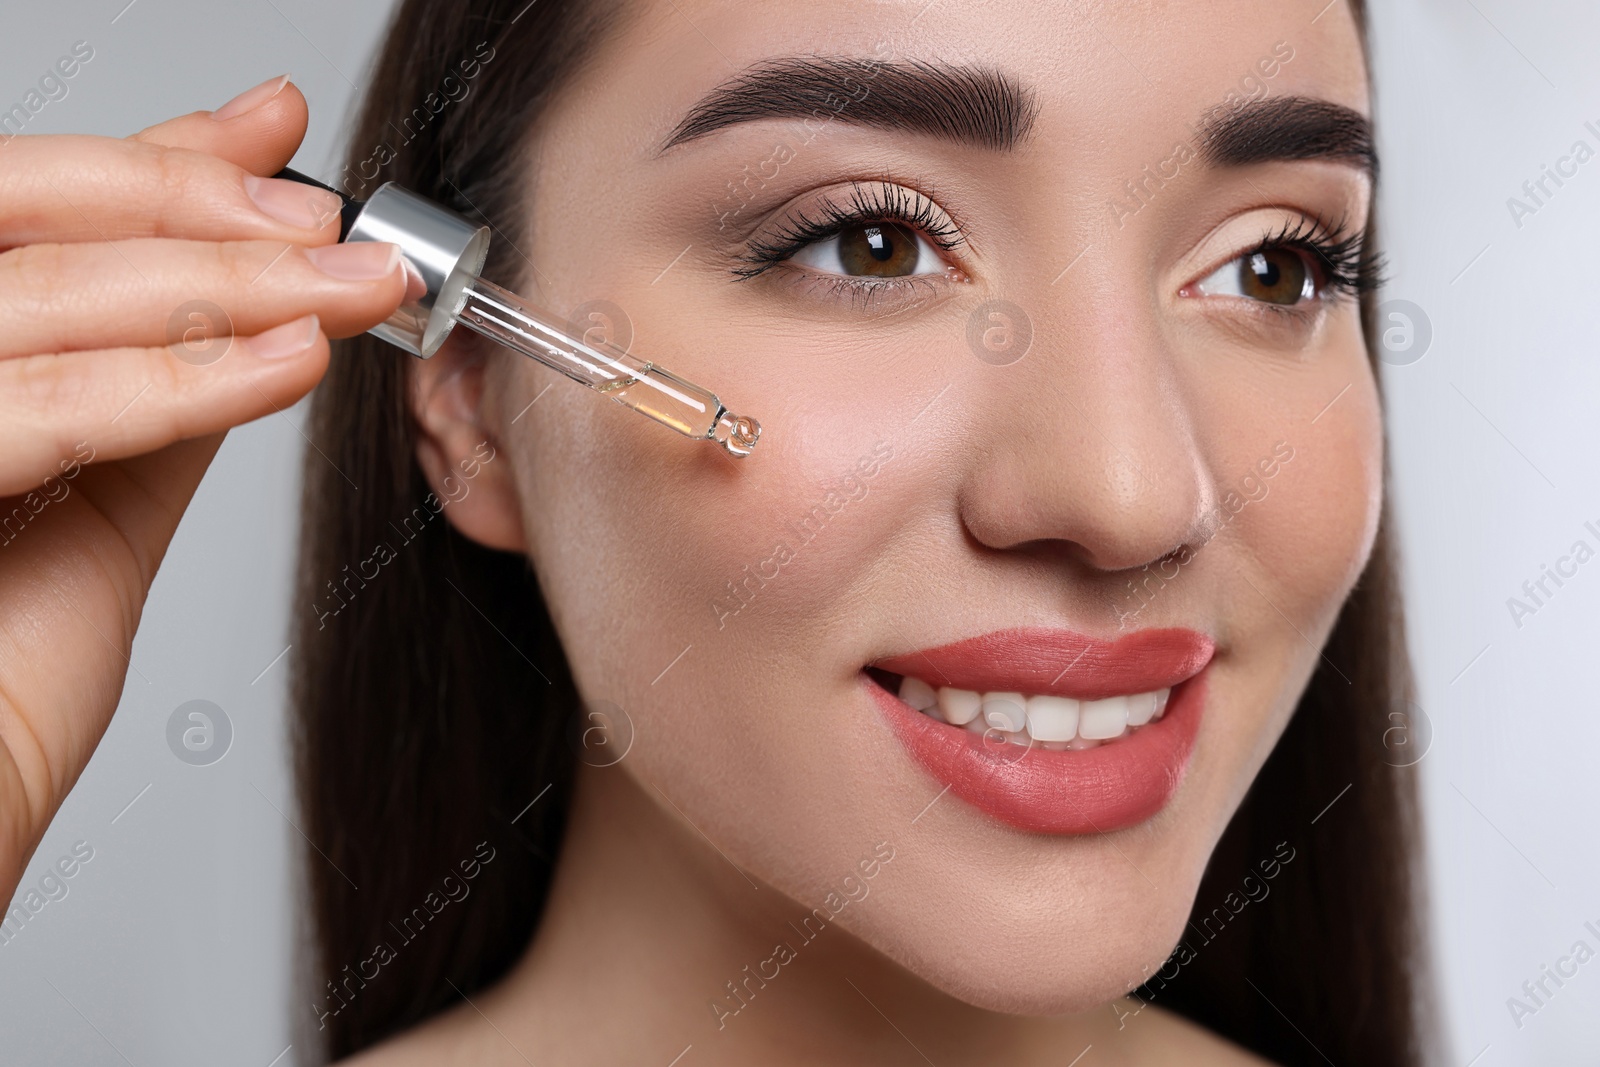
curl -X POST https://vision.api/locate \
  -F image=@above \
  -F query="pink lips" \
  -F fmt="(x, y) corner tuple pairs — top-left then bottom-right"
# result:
(869, 627), (1214, 835)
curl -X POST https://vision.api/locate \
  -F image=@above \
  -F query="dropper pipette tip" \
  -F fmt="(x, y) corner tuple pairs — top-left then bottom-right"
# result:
(714, 412), (762, 457)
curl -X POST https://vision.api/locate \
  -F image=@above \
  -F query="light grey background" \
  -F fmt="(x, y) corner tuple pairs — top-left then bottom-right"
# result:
(1373, 3), (1600, 1064)
(1, 2), (1597, 1064)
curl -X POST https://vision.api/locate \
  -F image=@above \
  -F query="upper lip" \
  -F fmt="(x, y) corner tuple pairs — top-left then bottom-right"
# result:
(871, 627), (1215, 702)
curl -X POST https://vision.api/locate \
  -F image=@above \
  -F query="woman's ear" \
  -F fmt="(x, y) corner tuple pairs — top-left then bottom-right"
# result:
(408, 334), (527, 552)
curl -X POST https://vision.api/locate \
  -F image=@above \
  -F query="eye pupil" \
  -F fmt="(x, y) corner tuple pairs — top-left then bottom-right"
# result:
(840, 222), (919, 276)
(1240, 249), (1309, 305)
(864, 226), (891, 259)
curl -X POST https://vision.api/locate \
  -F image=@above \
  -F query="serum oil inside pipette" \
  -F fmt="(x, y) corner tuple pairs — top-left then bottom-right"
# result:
(454, 275), (761, 457)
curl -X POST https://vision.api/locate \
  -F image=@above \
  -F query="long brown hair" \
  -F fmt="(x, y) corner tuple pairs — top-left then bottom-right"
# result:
(292, 1), (1428, 1062)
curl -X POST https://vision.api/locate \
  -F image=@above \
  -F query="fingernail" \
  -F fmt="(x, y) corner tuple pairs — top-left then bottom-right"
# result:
(213, 75), (291, 122)
(305, 242), (402, 281)
(244, 175), (343, 230)
(249, 314), (321, 360)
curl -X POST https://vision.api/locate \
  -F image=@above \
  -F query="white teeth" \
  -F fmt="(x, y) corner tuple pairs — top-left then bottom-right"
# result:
(937, 687), (983, 726)
(1024, 695), (1080, 742)
(1126, 690), (1159, 727)
(1079, 696), (1130, 740)
(896, 677), (1172, 747)
(898, 675), (938, 712)
(980, 692), (1027, 733)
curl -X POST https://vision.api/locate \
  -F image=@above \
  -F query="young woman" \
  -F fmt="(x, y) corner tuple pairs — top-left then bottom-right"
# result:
(0, 0), (1428, 1062)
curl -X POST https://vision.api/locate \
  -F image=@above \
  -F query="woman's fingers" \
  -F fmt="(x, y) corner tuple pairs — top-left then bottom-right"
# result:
(0, 135), (343, 251)
(0, 76), (327, 251)
(0, 76), (378, 905)
(0, 316), (329, 497)
(128, 75), (309, 175)
(0, 236), (405, 359)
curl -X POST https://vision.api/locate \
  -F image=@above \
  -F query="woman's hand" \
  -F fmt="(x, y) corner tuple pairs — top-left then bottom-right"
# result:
(0, 77), (406, 900)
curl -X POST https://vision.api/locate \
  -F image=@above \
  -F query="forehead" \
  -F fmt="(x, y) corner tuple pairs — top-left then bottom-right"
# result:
(602, 0), (1370, 145)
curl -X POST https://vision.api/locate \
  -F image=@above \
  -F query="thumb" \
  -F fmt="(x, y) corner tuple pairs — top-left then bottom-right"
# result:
(128, 74), (311, 175)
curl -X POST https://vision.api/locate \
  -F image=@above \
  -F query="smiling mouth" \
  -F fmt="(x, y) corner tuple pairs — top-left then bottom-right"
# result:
(865, 668), (1170, 750)
(863, 627), (1214, 834)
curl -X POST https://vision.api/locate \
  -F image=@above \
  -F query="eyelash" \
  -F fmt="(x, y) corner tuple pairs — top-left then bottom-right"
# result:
(733, 182), (963, 282)
(732, 188), (1382, 313)
(1241, 215), (1385, 302)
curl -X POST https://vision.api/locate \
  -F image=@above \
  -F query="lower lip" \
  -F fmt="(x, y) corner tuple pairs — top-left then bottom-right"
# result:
(866, 670), (1207, 834)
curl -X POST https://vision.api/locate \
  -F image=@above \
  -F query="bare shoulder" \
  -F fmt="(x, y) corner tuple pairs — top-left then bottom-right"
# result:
(333, 999), (506, 1067)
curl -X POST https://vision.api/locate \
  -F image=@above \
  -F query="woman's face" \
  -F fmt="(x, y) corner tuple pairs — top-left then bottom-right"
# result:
(424, 0), (1380, 1014)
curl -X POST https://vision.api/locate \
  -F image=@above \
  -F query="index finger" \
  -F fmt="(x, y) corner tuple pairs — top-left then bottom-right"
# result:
(0, 134), (345, 250)
(128, 74), (309, 175)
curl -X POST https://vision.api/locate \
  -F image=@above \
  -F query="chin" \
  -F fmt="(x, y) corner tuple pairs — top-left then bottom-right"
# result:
(751, 807), (1222, 1020)
(877, 892), (1200, 1016)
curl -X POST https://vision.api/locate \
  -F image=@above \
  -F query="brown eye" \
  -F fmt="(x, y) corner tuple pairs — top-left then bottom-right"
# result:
(836, 222), (923, 277)
(1238, 249), (1313, 305)
(1190, 245), (1322, 307)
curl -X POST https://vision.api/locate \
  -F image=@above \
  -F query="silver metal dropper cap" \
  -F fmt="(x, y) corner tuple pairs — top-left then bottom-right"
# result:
(344, 183), (490, 358)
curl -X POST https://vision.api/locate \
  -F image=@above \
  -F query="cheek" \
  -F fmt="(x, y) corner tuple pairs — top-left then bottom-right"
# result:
(1244, 374), (1384, 622)
(1185, 306), (1384, 649)
(1182, 346), (1383, 814)
(503, 346), (944, 906)
(500, 343), (911, 737)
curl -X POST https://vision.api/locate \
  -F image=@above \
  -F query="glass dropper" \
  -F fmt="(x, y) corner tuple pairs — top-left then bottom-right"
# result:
(454, 275), (760, 455)
(275, 169), (761, 457)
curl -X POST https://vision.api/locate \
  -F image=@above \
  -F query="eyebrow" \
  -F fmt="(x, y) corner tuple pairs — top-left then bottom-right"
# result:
(662, 56), (1038, 152)
(1199, 96), (1377, 178)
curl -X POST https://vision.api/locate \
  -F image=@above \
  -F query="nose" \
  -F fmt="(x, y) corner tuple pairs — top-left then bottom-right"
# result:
(957, 284), (1217, 576)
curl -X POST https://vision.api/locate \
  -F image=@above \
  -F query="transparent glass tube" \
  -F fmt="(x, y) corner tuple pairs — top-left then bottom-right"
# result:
(453, 276), (761, 457)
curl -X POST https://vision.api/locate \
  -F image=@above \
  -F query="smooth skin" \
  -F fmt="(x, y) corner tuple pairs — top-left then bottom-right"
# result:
(7, 0), (1379, 1063)
(355, 1), (1376, 1065)
(0, 78), (405, 900)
